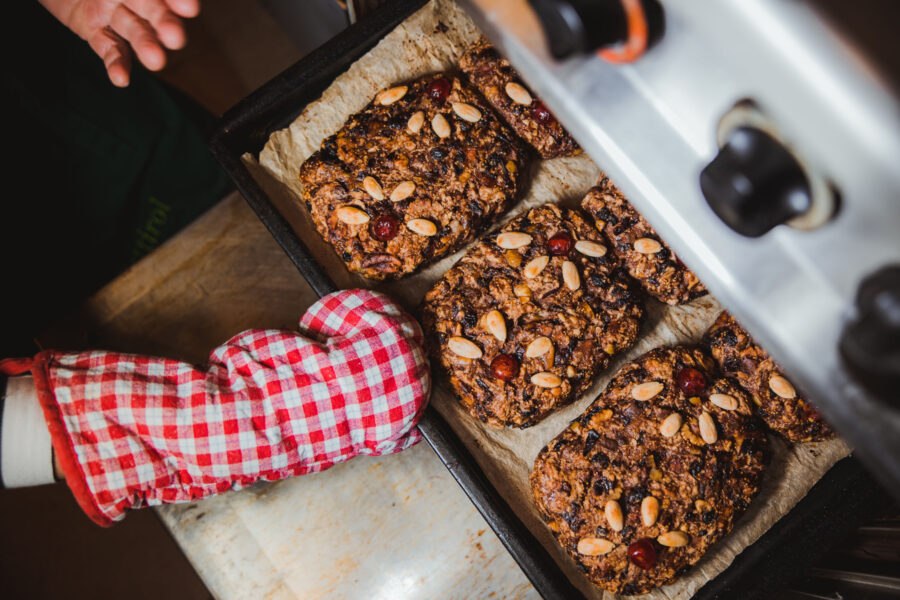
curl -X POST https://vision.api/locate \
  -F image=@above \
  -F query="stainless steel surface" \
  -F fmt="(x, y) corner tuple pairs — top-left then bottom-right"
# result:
(456, 0), (900, 496)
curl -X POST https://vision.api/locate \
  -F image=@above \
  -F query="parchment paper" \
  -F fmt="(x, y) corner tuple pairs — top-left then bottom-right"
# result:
(242, 1), (852, 597)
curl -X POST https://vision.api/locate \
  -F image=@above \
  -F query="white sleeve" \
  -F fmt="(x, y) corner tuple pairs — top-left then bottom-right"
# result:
(1, 375), (56, 488)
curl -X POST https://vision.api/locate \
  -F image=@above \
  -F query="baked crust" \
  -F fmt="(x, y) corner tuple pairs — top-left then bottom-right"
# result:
(704, 311), (833, 443)
(459, 38), (580, 159)
(581, 177), (706, 305)
(421, 203), (643, 427)
(298, 73), (529, 280)
(531, 346), (769, 595)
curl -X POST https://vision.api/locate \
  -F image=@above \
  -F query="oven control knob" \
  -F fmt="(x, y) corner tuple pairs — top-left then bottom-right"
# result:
(700, 126), (812, 238)
(840, 265), (900, 402)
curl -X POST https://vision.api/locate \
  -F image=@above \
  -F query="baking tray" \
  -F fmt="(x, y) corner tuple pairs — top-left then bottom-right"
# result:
(207, 1), (886, 597)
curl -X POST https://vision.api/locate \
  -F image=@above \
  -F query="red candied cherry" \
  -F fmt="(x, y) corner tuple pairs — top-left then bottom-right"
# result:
(675, 367), (707, 397)
(372, 214), (400, 242)
(427, 77), (451, 104)
(547, 231), (574, 256)
(531, 100), (554, 125)
(490, 354), (520, 381)
(627, 538), (658, 570)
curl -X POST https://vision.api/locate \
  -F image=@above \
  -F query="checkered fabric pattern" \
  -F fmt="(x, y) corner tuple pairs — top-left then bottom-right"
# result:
(20, 289), (430, 526)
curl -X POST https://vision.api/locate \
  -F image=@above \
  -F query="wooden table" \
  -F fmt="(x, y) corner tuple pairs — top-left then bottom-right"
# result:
(43, 191), (540, 600)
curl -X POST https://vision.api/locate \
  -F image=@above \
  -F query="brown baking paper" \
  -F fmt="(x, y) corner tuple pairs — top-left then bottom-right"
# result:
(242, 1), (851, 597)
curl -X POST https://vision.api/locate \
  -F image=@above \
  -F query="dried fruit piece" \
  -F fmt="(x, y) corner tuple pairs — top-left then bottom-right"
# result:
(523, 255), (550, 279)
(531, 100), (553, 125)
(634, 238), (663, 254)
(496, 232), (532, 249)
(699, 411), (718, 444)
(577, 537), (614, 556)
(632, 381), (664, 401)
(426, 77), (451, 104)
(531, 372), (562, 388)
(407, 110), (425, 133)
(432, 113), (451, 138)
(448, 336), (482, 359)
(574, 240), (607, 258)
(660, 412), (682, 437)
(452, 102), (482, 122)
(562, 261), (580, 291)
(376, 85), (407, 105)
(547, 231), (574, 256)
(641, 496), (660, 527)
(628, 538), (657, 569)
(371, 214), (399, 241)
(505, 250), (522, 268)
(658, 531), (690, 547)
(709, 393), (738, 411)
(490, 354), (519, 381)
(482, 309), (507, 343)
(390, 181), (416, 202)
(363, 176), (385, 200)
(605, 500), (624, 532)
(406, 218), (437, 237)
(505, 82), (533, 105)
(676, 367), (707, 396)
(335, 205), (370, 225)
(769, 375), (797, 399)
(526, 336), (553, 358)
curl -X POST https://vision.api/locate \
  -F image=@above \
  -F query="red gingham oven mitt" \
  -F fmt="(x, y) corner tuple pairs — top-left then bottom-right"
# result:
(0, 289), (430, 526)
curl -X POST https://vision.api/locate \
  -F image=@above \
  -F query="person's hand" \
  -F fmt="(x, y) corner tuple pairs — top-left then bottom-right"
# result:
(38, 0), (201, 87)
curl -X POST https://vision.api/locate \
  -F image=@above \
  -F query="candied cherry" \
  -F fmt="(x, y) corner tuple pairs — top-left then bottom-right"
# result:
(627, 538), (658, 570)
(427, 77), (451, 104)
(675, 367), (707, 397)
(531, 100), (554, 125)
(372, 213), (400, 242)
(547, 231), (574, 256)
(490, 354), (520, 381)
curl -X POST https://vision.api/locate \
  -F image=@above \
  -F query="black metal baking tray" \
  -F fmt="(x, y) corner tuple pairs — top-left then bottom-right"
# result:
(207, 1), (886, 597)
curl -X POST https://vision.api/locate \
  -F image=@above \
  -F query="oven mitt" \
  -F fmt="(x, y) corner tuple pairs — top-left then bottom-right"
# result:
(0, 289), (430, 526)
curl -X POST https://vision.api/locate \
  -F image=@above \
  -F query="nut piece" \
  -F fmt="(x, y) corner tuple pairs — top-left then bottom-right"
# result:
(496, 232), (533, 249)
(406, 218), (437, 237)
(334, 205), (370, 225)
(660, 412), (683, 438)
(432, 113), (451, 138)
(523, 255), (550, 279)
(448, 336), (482, 359)
(390, 181), (416, 202)
(699, 411), (718, 444)
(514, 283), (532, 299)
(452, 102), (482, 122)
(641, 496), (660, 527)
(531, 372), (562, 388)
(505, 82), (533, 105)
(632, 381), (664, 401)
(577, 537), (614, 556)
(506, 250), (522, 268)
(362, 176), (385, 200)
(574, 240), (608, 258)
(562, 261), (581, 291)
(526, 336), (553, 358)
(709, 393), (738, 411)
(482, 309), (507, 343)
(407, 110), (425, 133)
(605, 500), (624, 532)
(769, 375), (797, 399)
(658, 531), (690, 547)
(375, 85), (407, 105)
(634, 238), (663, 254)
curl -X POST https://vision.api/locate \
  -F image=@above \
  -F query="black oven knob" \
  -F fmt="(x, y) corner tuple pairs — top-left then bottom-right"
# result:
(700, 126), (812, 238)
(840, 265), (900, 403)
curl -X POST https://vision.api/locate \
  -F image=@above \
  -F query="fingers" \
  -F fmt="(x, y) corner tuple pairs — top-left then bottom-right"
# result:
(123, 0), (194, 50)
(110, 4), (167, 71)
(166, 0), (200, 19)
(88, 27), (133, 87)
